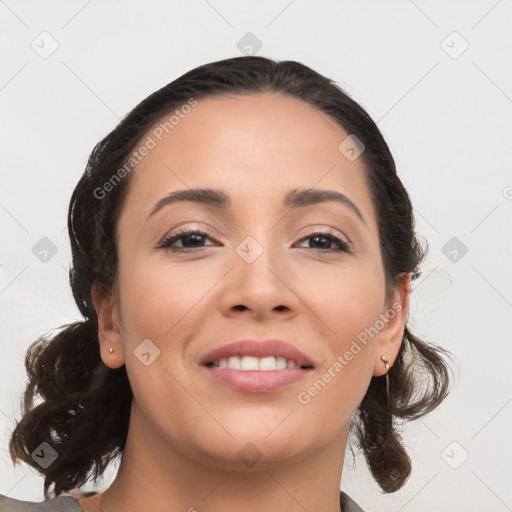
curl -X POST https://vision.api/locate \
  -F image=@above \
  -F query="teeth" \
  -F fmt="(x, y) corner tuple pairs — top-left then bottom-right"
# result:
(228, 356), (240, 369)
(277, 357), (288, 370)
(240, 356), (259, 371)
(211, 355), (303, 371)
(258, 356), (275, 371)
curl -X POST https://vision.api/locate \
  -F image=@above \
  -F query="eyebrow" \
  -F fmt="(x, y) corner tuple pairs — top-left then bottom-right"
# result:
(147, 187), (366, 224)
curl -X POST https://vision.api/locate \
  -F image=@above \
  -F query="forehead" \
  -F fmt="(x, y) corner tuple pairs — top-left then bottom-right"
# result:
(141, 92), (350, 171)
(120, 92), (377, 227)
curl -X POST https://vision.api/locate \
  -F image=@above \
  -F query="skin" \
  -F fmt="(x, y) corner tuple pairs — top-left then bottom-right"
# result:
(86, 92), (410, 512)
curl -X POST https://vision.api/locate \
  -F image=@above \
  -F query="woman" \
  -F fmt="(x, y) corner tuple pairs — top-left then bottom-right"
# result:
(2, 56), (451, 512)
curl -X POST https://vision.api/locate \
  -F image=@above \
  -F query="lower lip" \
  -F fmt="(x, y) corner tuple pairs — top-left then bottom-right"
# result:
(201, 366), (312, 393)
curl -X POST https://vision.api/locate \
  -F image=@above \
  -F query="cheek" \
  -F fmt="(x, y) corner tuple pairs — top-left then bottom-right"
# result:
(115, 256), (217, 423)
(292, 257), (385, 414)
(295, 257), (386, 345)
(293, 267), (383, 428)
(117, 256), (217, 342)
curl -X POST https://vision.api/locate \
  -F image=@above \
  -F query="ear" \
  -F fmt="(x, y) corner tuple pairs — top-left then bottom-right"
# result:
(373, 273), (411, 376)
(91, 281), (125, 368)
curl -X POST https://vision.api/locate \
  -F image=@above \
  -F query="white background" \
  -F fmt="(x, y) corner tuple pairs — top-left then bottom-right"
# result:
(1, 1), (511, 511)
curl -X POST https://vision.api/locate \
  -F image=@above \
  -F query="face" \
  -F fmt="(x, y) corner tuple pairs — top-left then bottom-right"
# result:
(94, 92), (408, 470)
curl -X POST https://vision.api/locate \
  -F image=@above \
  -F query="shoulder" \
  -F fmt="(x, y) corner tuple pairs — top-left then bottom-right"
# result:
(0, 493), (84, 511)
(340, 490), (367, 512)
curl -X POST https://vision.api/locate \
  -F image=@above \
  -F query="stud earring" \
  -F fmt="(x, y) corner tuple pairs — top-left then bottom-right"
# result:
(109, 346), (114, 354)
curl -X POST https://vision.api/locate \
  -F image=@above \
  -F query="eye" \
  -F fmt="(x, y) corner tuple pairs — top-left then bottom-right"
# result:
(295, 230), (351, 253)
(158, 228), (217, 251)
(157, 228), (351, 253)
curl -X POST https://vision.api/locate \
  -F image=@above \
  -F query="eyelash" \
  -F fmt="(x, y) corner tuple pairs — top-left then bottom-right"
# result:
(158, 227), (351, 253)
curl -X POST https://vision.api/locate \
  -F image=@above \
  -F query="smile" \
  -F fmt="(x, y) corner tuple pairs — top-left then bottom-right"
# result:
(200, 339), (315, 393)
(206, 355), (313, 371)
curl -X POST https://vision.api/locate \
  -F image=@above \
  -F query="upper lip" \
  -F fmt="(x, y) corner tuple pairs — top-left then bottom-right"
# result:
(200, 339), (315, 368)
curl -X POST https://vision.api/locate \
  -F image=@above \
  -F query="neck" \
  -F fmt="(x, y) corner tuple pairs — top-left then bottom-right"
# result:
(99, 403), (349, 512)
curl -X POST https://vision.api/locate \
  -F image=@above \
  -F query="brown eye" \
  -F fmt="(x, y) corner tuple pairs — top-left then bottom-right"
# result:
(296, 231), (351, 253)
(159, 229), (216, 251)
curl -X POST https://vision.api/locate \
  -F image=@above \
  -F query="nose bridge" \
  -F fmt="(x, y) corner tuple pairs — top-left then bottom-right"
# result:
(225, 230), (296, 313)
(234, 232), (281, 287)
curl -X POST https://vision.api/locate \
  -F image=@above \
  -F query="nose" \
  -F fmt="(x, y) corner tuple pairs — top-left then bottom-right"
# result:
(218, 240), (300, 321)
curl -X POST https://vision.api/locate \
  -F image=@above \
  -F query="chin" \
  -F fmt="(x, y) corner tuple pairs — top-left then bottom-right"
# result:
(188, 426), (316, 470)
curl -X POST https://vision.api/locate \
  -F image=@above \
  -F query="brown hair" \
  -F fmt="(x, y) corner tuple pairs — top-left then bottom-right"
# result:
(8, 56), (451, 498)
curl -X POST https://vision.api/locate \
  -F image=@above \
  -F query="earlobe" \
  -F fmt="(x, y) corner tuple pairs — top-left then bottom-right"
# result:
(373, 273), (411, 376)
(91, 282), (125, 368)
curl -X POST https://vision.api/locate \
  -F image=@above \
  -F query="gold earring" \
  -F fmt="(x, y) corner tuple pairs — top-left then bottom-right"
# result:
(109, 346), (114, 354)
(380, 355), (392, 429)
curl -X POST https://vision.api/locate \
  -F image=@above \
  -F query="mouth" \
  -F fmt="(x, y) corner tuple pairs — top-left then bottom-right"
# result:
(199, 339), (315, 393)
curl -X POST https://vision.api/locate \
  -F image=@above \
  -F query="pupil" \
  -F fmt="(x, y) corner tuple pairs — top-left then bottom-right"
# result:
(184, 234), (204, 247)
(311, 235), (330, 249)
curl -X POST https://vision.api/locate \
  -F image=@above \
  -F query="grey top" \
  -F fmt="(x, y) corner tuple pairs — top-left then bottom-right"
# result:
(0, 493), (83, 511)
(0, 490), (365, 511)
